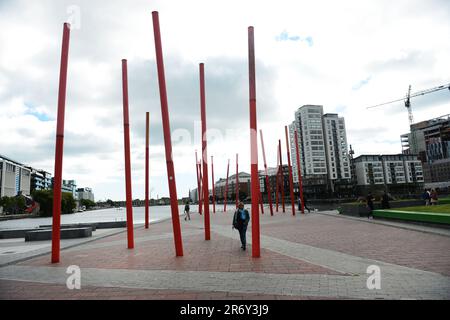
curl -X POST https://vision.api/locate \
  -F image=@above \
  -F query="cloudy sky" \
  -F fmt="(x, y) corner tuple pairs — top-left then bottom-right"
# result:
(1, 0), (449, 201)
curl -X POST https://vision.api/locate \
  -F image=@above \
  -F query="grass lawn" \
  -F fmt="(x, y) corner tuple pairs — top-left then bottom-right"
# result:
(396, 203), (450, 215)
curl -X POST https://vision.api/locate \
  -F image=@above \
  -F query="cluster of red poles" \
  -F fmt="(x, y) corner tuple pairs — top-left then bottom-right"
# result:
(50, 12), (304, 263)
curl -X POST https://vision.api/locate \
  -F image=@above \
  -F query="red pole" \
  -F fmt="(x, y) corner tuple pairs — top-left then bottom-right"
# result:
(198, 161), (203, 214)
(151, 11), (183, 256)
(285, 126), (296, 216)
(51, 22), (70, 263)
(199, 63), (210, 241)
(145, 112), (150, 228)
(275, 145), (279, 212)
(279, 140), (285, 213)
(294, 130), (305, 214)
(195, 151), (202, 215)
(224, 159), (230, 212)
(259, 130), (273, 215)
(235, 153), (239, 208)
(122, 59), (135, 249)
(248, 26), (260, 258)
(211, 156), (216, 213)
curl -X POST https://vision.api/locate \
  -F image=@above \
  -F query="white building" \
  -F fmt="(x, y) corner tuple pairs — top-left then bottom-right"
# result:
(289, 105), (351, 192)
(0, 155), (31, 198)
(322, 113), (351, 182)
(353, 154), (424, 188)
(76, 187), (95, 202)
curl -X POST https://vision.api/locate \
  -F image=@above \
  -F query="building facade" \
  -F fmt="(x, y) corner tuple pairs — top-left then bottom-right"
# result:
(289, 105), (351, 196)
(26, 167), (52, 193)
(76, 187), (95, 202)
(401, 114), (450, 189)
(213, 172), (251, 202)
(0, 155), (31, 198)
(353, 154), (424, 195)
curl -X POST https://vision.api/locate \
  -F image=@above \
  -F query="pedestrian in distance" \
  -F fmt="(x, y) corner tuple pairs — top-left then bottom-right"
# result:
(422, 189), (431, 206)
(299, 195), (311, 213)
(381, 191), (391, 209)
(430, 189), (438, 205)
(366, 192), (375, 219)
(232, 201), (250, 251)
(184, 202), (191, 221)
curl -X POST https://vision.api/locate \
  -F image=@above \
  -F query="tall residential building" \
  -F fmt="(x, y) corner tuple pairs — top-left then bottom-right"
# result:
(289, 105), (351, 194)
(401, 114), (450, 188)
(0, 155), (31, 197)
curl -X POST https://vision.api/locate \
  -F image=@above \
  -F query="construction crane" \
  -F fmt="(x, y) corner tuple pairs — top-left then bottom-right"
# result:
(367, 82), (450, 126)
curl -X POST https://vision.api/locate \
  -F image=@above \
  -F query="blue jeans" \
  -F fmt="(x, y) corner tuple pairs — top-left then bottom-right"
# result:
(238, 225), (247, 247)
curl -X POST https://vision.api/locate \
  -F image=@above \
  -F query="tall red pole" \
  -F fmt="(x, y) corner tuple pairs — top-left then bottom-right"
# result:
(259, 130), (273, 215)
(199, 63), (210, 241)
(235, 153), (239, 208)
(198, 161), (203, 214)
(294, 130), (305, 214)
(121, 59), (135, 249)
(275, 145), (279, 212)
(145, 112), (150, 228)
(51, 22), (70, 263)
(224, 159), (230, 212)
(248, 26), (260, 258)
(152, 11), (183, 256)
(279, 140), (285, 213)
(211, 156), (216, 213)
(195, 151), (202, 215)
(285, 126), (296, 216)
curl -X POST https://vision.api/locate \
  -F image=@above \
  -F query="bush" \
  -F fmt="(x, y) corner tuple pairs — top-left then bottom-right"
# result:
(0, 196), (26, 215)
(32, 190), (76, 217)
(80, 199), (96, 209)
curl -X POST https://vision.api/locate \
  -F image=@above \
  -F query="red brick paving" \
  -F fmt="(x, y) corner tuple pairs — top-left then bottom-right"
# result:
(0, 279), (336, 300)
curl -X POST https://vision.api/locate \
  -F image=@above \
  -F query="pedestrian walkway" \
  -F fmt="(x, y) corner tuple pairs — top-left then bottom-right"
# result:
(1, 209), (449, 299)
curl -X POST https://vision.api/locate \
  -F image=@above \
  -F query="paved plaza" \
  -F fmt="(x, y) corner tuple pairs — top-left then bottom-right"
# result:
(1, 209), (449, 300)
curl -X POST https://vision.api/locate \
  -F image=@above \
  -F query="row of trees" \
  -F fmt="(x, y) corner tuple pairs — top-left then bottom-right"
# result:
(0, 196), (26, 215)
(31, 190), (76, 217)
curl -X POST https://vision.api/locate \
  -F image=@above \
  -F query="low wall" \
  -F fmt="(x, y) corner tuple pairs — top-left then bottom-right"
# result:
(338, 200), (424, 217)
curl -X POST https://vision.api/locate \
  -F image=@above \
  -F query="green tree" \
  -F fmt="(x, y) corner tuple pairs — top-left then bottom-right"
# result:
(31, 190), (76, 216)
(80, 199), (96, 209)
(0, 196), (26, 215)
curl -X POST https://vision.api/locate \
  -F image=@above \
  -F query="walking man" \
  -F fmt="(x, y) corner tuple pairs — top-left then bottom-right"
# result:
(232, 201), (250, 251)
(366, 192), (375, 219)
(184, 202), (191, 221)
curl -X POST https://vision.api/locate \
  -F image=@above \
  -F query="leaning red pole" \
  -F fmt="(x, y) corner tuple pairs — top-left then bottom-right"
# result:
(294, 130), (305, 214)
(195, 151), (202, 215)
(259, 130), (273, 215)
(51, 22), (71, 263)
(285, 126), (296, 216)
(145, 112), (150, 228)
(224, 159), (230, 212)
(211, 156), (216, 213)
(121, 59), (135, 249)
(235, 153), (239, 208)
(278, 140), (285, 213)
(275, 145), (279, 212)
(199, 63), (210, 241)
(248, 26), (260, 258)
(151, 11), (183, 256)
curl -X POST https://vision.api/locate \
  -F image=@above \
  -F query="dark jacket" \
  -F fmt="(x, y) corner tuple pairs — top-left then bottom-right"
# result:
(232, 208), (250, 230)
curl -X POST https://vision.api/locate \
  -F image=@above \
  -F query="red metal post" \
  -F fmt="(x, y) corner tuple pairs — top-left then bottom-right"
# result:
(122, 59), (135, 249)
(224, 159), (230, 212)
(275, 145), (279, 212)
(151, 11), (183, 256)
(294, 130), (305, 214)
(145, 112), (150, 228)
(199, 63), (210, 241)
(248, 26), (260, 258)
(51, 23), (71, 263)
(195, 151), (202, 215)
(285, 126), (296, 216)
(279, 140), (285, 213)
(235, 153), (239, 208)
(198, 161), (203, 214)
(259, 130), (273, 215)
(211, 156), (216, 213)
